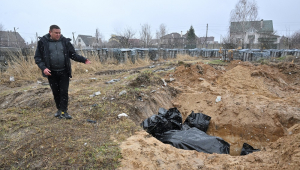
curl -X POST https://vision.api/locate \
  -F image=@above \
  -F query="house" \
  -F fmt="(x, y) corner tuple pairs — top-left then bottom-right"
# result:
(198, 37), (215, 44)
(108, 35), (143, 48)
(160, 32), (217, 48)
(160, 32), (186, 48)
(108, 34), (123, 47)
(0, 31), (26, 48)
(230, 19), (280, 49)
(75, 35), (97, 49)
(128, 39), (141, 48)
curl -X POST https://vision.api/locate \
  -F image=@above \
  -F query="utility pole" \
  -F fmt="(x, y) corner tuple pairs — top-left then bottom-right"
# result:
(95, 29), (99, 49)
(7, 31), (10, 46)
(36, 32), (38, 44)
(14, 27), (19, 47)
(72, 32), (76, 46)
(205, 24), (208, 48)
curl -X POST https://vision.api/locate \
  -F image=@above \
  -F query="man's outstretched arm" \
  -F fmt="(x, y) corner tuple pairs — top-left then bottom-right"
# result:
(67, 41), (90, 63)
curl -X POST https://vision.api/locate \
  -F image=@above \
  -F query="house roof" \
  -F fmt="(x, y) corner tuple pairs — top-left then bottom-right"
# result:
(0, 31), (26, 47)
(230, 20), (274, 33)
(77, 35), (96, 46)
(198, 37), (214, 43)
(161, 32), (185, 39)
(128, 39), (140, 43)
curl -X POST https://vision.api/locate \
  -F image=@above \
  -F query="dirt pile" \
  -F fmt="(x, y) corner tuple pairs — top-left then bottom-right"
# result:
(170, 61), (300, 155)
(119, 61), (300, 169)
(119, 130), (300, 170)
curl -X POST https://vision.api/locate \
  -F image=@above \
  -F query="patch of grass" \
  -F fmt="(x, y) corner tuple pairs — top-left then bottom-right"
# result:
(208, 59), (227, 65)
(111, 118), (141, 141)
(125, 74), (138, 81)
(276, 56), (286, 61)
(93, 142), (123, 169)
(275, 55), (296, 62)
(285, 55), (296, 62)
(129, 70), (153, 87)
(259, 59), (270, 65)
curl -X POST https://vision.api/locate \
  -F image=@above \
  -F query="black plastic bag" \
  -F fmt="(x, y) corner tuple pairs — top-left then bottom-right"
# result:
(158, 107), (168, 115)
(141, 108), (182, 136)
(240, 143), (260, 155)
(141, 107), (259, 155)
(141, 108), (229, 154)
(156, 127), (230, 154)
(183, 111), (211, 132)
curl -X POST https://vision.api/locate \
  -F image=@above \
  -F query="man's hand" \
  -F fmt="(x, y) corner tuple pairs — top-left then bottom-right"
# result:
(85, 59), (91, 64)
(43, 68), (51, 76)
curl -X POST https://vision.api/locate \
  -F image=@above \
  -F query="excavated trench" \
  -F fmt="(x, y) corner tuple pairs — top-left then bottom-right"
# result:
(131, 61), (300, 156)
(133, 90), (285, 156)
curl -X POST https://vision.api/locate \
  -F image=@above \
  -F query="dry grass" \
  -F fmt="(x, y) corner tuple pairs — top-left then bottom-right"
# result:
(0, 50), (173, 167)
(176, 54), (197, 60)
(0, 106), (139, 169)
(0, 52), (153, 84)
(0, 71), (143, 169)
(162, 54), (205, 66)
(7, 56), (41, 80)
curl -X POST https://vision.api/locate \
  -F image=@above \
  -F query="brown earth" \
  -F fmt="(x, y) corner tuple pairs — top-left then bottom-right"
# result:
(118, 60), (300, 170)
(1, 59), (300, 169)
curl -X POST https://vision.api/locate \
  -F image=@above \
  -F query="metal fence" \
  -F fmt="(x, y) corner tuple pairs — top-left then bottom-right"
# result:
(1, 47), (300, 67)
(76, 48), (300, 63)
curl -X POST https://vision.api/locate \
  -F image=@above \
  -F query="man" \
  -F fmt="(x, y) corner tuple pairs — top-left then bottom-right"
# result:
(34, 25), (91, 119)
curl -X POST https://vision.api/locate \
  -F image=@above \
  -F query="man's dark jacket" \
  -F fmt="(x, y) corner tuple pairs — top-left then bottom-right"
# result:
(34, 33), (87, 78)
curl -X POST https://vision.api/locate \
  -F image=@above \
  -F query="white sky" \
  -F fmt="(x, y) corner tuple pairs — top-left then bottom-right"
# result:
(1, 0), (300, 44)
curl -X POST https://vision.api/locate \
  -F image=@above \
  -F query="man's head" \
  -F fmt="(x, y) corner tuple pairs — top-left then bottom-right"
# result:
(49, 25), (61, 41)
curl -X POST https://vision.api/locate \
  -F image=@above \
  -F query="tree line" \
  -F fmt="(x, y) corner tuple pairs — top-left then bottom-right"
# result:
(1, 0), (300, 49)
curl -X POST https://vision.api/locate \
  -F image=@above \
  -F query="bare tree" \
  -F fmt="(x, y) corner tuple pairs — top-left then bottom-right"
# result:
(95, 28), (104, 48)
(222, 34), (238, 49)
(159, 24), (167, 38)
(156, 23), (167, 48)
(155, 31), (160, 47)
(140, 23), (152, 48)
(290, 30), (300, 49)
(101, 40), (108, 48)
(230, 0), (259, 48)
(118, 27), (136, 48)
(0, 23), (4, 31)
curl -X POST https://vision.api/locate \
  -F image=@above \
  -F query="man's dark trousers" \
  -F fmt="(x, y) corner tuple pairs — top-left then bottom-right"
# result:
(47, 70), (69, 112)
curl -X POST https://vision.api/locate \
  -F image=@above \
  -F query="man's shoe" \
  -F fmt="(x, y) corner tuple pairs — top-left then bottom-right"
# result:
(54, 110), (61, 117)
(59, 111), (72, 119)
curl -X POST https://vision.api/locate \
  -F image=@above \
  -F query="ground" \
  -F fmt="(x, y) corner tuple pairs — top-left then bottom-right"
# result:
(0, 56), (300, 169)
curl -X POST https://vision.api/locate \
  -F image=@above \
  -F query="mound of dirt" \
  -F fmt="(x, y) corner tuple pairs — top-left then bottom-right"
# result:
(129, 72), (162, 87)
(118, 130), (300, 170)
(0, 87), (53, 109)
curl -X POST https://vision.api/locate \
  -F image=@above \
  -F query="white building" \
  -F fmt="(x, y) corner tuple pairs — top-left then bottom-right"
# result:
(75, 35), (97, 49)
(230, 20), (280, 49)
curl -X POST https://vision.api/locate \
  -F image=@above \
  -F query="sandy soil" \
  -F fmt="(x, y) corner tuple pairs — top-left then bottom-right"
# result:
(118, 61), (300, 170)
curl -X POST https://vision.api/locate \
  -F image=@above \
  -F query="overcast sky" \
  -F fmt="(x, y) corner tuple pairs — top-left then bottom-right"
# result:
(1, 0), (300, 44)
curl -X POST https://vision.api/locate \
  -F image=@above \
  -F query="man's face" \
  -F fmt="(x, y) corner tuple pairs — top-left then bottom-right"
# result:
(49, 28), (61, 41)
